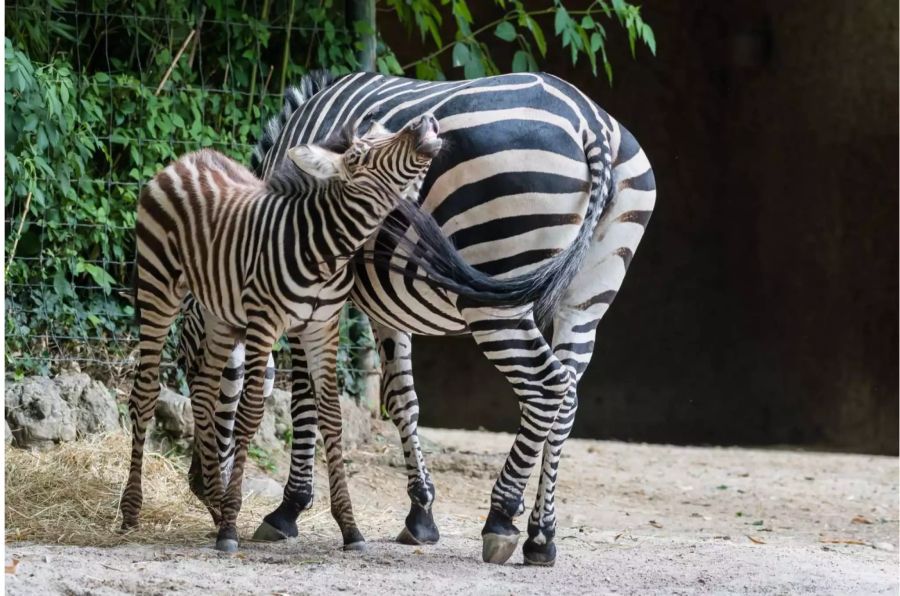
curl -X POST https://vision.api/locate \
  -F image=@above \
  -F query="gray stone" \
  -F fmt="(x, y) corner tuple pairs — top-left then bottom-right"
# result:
(267, 389), (292, 439)
(340, 394), (375, 450)
(154, 387), (194, 439)
(5, 376), (77, 449)
(242, 474), (284, 499)
(6, 420), (12, 444)
(55, 373), (120, 436)
(250, 405), (282, 453)
(54, 372), (91, 404)
(247, 389), (291, 454)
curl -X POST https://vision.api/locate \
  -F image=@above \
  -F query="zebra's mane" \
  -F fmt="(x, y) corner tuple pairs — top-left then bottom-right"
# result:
(249, 70), (338, 176)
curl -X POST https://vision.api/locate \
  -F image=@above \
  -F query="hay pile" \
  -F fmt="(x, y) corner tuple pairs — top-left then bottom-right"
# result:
(5, 433), (279, 546)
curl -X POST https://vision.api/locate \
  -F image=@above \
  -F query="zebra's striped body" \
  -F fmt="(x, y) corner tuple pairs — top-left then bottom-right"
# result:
(187, 71), (656, 564)
(120, 118), (448, 551)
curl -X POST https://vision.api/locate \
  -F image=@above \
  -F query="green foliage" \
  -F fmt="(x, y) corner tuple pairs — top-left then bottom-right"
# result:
(384, 0), (656, 83)
(248, 443), (278, 473)
(4, 0), (655, 383)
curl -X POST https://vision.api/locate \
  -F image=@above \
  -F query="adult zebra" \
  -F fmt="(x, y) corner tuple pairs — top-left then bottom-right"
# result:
(187, 70), (656, 565)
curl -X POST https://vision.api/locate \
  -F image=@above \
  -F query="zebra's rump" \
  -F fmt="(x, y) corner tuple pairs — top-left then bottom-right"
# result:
(257, 72), (621, 335)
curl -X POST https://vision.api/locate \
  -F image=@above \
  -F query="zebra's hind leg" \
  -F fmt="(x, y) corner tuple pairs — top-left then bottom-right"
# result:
(215, 308), (286, 552)
(120, 273), (184, 530)
(461, 304), (573, 565)
(254, 333), (317, 542)
(372, 322), (439, 546)
(522, 306), (601, 566)
(303, 316), (365, 550)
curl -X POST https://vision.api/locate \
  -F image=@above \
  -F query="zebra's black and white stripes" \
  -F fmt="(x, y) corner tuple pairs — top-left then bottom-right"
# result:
(183, 71), (656, 565)
(121, 118), (451, 551)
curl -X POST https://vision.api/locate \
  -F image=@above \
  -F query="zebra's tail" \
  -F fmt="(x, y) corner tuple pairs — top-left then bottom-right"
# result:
(249, 70), (336, 176)
(369, 128), (615, 326)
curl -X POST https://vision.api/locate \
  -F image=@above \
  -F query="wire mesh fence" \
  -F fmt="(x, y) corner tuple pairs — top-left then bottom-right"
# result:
(5, 0), (378, 396)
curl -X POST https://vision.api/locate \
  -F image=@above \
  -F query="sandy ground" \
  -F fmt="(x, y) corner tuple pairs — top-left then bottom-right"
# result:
(6, 428), (899, 595)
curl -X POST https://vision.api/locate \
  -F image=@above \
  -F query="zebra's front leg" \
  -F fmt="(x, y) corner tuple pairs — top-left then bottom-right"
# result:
(302, 316), (365, 549)
(254, 333), (317, 542)
(215, 310), (285, 552)
(189, 341), (276, 517)
(372, 322), (439, 545)
(461, 305), (573, 565)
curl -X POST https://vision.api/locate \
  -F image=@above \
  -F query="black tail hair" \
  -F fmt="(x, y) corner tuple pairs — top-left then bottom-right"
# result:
(360, 131), (614, 325)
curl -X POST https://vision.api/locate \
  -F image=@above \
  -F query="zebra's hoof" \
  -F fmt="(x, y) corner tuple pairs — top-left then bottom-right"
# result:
(342, 541), (367, 552)
(482, 532), (521, 564)
(252, 520), (291, 542)
(523, 538), (557, 566)
(215, 537), (239, 553)
(398, 503), (440, 545)
(216, 525), (240, 552)
(118, 519), (138, 533)
(341, 527), (366, 551)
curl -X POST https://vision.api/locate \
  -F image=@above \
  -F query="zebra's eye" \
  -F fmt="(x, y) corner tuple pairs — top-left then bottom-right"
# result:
(345, 144), (370, 168)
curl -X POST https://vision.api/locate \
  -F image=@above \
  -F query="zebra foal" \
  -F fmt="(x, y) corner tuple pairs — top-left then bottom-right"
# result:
(120, 116), (444, 551)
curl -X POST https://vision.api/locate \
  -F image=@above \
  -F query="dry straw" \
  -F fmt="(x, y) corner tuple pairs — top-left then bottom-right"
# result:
(5, 433), (280, 546)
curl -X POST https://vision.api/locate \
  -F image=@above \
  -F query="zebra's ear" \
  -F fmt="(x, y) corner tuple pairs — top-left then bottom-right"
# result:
(365, 120), (390, 137)
(287, 144), (342, 180)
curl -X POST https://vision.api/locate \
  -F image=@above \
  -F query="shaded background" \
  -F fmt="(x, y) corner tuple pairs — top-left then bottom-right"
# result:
(383, 1), (899, 455)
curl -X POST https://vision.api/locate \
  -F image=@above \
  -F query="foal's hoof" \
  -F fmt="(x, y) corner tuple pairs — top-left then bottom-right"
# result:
(343, 541), (367, 552)
(523, 538), (557, 566)
(252, 520), (291, 542)
(482, 532), (521, 564)
(397, 503), (440, 545)
(118, 519), (138, 534)
(216, 526), (240, 553)
(215, 537), (239, 553)
(342, 527), (367, 552)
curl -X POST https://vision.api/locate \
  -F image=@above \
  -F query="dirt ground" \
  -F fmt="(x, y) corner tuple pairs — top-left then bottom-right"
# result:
(6, 428), (899, 595)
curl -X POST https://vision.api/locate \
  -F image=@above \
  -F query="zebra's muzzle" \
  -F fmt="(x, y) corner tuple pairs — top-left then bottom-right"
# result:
(411, 114), (442, 158)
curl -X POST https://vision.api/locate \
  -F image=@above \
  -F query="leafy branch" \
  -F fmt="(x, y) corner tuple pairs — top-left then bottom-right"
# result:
(381, 0), (656, 83)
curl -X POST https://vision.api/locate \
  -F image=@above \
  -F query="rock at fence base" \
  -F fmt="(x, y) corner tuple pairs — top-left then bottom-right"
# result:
(154, 387), (194, 439)
(5, 376), (77, 449)
(341, 395), (375, 450)
(55, 372), (120, 436)
(251, 406), (282, 453)
(243, 475), (284, 499)
(267, 389), (292, 439)
(6, 421), (13, 444)
(54, 373), (91, 404)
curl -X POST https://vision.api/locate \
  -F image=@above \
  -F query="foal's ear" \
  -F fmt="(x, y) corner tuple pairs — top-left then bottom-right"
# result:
(287, 144), (342, 180)
(365, 120), (390, 137)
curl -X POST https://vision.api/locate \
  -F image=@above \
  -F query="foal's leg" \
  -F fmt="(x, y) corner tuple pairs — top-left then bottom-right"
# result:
(215, 308), (285, 552)
(460, 304), (573, 565)
(301, 316), (365, 549)
(120, 272), (184, 529)
(254, 333), (318, 541)
(371, 321), (439, 545)
(186, 317), (236, 526)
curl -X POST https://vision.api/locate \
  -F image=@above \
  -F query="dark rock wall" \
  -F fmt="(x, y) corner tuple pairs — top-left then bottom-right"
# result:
(382, 1), (899, 454)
